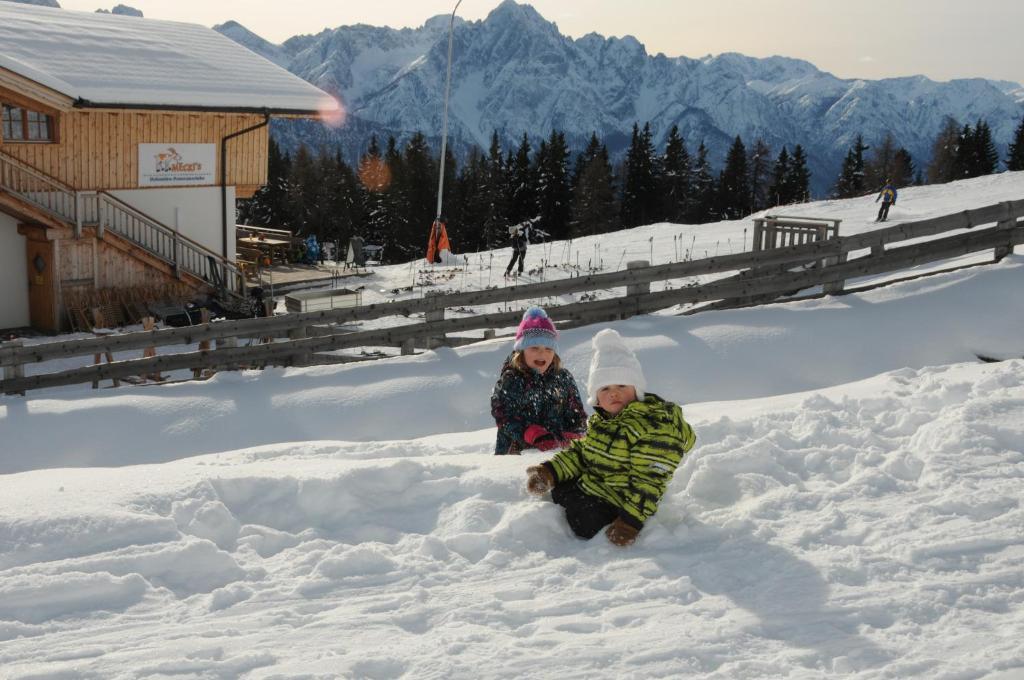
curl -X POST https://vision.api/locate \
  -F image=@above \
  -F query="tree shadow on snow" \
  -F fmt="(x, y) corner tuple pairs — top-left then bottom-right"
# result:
(648, 519), (894, 672)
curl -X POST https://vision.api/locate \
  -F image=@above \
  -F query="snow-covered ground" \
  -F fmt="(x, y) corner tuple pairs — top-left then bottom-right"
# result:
(1, 174), (1023, 678)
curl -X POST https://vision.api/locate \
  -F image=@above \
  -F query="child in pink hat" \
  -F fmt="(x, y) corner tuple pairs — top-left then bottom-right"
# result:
(490, 307), (587, 455)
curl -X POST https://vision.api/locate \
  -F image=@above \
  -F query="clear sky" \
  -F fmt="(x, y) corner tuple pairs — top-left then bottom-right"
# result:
(58, 0), (1024, 85)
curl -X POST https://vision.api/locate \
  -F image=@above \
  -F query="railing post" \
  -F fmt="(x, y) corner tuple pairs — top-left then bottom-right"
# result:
(172, 231), (181, 278)
(97, 197), (105, 240)
(74, 192), (82, 238)
(2, 340), (26, 396)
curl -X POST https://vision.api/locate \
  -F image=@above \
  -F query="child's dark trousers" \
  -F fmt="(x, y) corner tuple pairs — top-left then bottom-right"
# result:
(551, 481), (619, 539)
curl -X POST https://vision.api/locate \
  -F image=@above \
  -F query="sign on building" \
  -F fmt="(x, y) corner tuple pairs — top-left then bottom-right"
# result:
(138, 143), (216, 186)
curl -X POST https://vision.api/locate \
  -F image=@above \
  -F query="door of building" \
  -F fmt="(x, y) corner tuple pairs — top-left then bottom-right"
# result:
(24, 232), (58, 332)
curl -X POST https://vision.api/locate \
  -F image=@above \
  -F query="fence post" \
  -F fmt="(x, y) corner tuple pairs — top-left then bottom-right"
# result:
(287, 324), (312, 365)
(822, 252), (849, 294)
(624, 260), (650, 319)
(2, 340), (25, 396)
(401, 338), (415, 356)
(423, 291), (446, 348)
(141, 316), (163, 382)
(994, 215), (1015, 262)
(216, 335), (238, 371)
(193, 309), (212, 379)
(751, 219), (764, 252)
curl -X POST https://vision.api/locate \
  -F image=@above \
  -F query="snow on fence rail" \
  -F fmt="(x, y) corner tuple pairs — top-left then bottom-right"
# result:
(3, 200), (1022, 395)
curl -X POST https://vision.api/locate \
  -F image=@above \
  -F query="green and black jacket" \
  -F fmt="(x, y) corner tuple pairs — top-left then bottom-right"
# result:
(544, 393), (696, 529)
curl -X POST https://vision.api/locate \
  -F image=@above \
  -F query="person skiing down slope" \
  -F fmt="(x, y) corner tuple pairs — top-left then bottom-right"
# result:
(504, 219), (533, 278)
(875, 180), (897, 222)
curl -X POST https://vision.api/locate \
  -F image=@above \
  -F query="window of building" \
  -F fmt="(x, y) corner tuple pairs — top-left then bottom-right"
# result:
(2, 104), (55, 142)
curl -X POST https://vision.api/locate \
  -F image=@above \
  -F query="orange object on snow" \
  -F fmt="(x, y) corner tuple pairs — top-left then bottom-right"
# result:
(425, 219), (451, 263)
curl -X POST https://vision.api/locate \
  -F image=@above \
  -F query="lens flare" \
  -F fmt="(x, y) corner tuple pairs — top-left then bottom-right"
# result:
(359, 157), (391, 192)
(318, 97), (347, 128)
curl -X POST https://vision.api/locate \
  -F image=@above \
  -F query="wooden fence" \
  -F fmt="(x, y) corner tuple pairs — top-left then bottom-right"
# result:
(751, 215), (842, 251)
(3, 200), (1022, 395)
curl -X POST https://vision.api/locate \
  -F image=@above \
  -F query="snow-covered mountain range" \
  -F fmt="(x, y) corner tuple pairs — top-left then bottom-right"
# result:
(10, 1), (979, 195)
(214, 0), (1024, 195)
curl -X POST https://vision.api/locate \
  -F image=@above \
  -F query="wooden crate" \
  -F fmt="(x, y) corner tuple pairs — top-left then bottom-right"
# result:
(284, 288), (362, 313)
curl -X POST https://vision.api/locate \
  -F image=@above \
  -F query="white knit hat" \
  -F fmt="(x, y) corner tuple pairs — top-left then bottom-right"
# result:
(587, 328), (646, 406)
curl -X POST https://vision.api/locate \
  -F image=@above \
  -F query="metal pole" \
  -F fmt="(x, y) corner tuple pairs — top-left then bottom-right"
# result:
(435, 0), (463, 221)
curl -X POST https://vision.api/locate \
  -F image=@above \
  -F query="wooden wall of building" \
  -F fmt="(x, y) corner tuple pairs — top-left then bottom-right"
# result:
(59, 233), (193, 292)
(1, 107), (268, 193)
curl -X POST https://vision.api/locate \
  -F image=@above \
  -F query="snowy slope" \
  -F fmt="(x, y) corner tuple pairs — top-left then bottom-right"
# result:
(1, 175), (1023, 678)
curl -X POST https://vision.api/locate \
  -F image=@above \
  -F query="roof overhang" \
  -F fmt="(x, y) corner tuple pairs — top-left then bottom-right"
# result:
(70, 98), (324, 119)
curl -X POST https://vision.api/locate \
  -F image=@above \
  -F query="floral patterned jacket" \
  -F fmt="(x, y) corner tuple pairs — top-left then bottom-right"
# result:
(490, 354), (587, 455)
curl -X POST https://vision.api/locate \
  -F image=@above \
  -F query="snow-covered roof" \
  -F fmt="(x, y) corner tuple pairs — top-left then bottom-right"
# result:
(0, 3), (338, 115)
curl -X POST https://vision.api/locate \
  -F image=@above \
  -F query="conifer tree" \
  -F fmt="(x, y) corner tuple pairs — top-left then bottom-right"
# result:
(768, 146), (791, 206)
(358, 135), (391, 247)
(312, 150), (347, 241)
(689, 141), (717, 223)
(238, 136), (293, 228)
(380, 136), (408, 259)
(535, 130), (572, 240)
(786, 145), (811, 203)
(927, 116), (961, 184)
(507, 133), (536, 225)
(748, 137), (772, 214)
(620, 122), (660, 228)
(1007, 115), (1024, 171)
(480, 131), (509, 248)
(833, 135), (868, 198)
(892, 148), (915, 188)
(401, 132), (437, 258)
(953, 123), (975, 180)
(452, 147), (488, 251)
(972, 119), (999, 176)
(717, 135), (749, 220)
(865, 133), (897, 190)
(287, 144), (319, 235)
(570, 133), (617, 237)
(659, 124), (692, 223)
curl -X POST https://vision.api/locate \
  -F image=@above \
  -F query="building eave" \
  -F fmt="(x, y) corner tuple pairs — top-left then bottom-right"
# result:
(71, 98), (324, 118)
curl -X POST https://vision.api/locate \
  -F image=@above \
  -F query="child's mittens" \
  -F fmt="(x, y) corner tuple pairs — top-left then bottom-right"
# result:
(526, 465), (555, 495)
(605, 518), (640, 547)
(524, 424), (561, 451)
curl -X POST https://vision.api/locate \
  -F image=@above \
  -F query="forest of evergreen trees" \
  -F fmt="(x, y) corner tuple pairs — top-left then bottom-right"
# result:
(239, 114), (1024, 263)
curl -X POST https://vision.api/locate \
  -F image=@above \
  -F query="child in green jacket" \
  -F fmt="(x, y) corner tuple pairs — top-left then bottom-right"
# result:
(526, 328), (696, 546)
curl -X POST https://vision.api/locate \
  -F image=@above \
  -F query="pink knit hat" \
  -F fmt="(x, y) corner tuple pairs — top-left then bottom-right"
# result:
(513, 306), (558, 352)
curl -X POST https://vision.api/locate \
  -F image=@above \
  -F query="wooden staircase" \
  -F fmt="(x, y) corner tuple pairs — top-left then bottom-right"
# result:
(0, 149), (247, 305)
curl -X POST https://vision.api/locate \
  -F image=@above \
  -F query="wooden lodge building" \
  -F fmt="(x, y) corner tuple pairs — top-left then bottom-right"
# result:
(0, 3), (336, 332)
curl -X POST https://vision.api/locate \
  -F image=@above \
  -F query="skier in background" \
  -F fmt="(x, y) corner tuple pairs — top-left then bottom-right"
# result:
(504, 219), (532, 278)
(875, 180), (897, 222)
